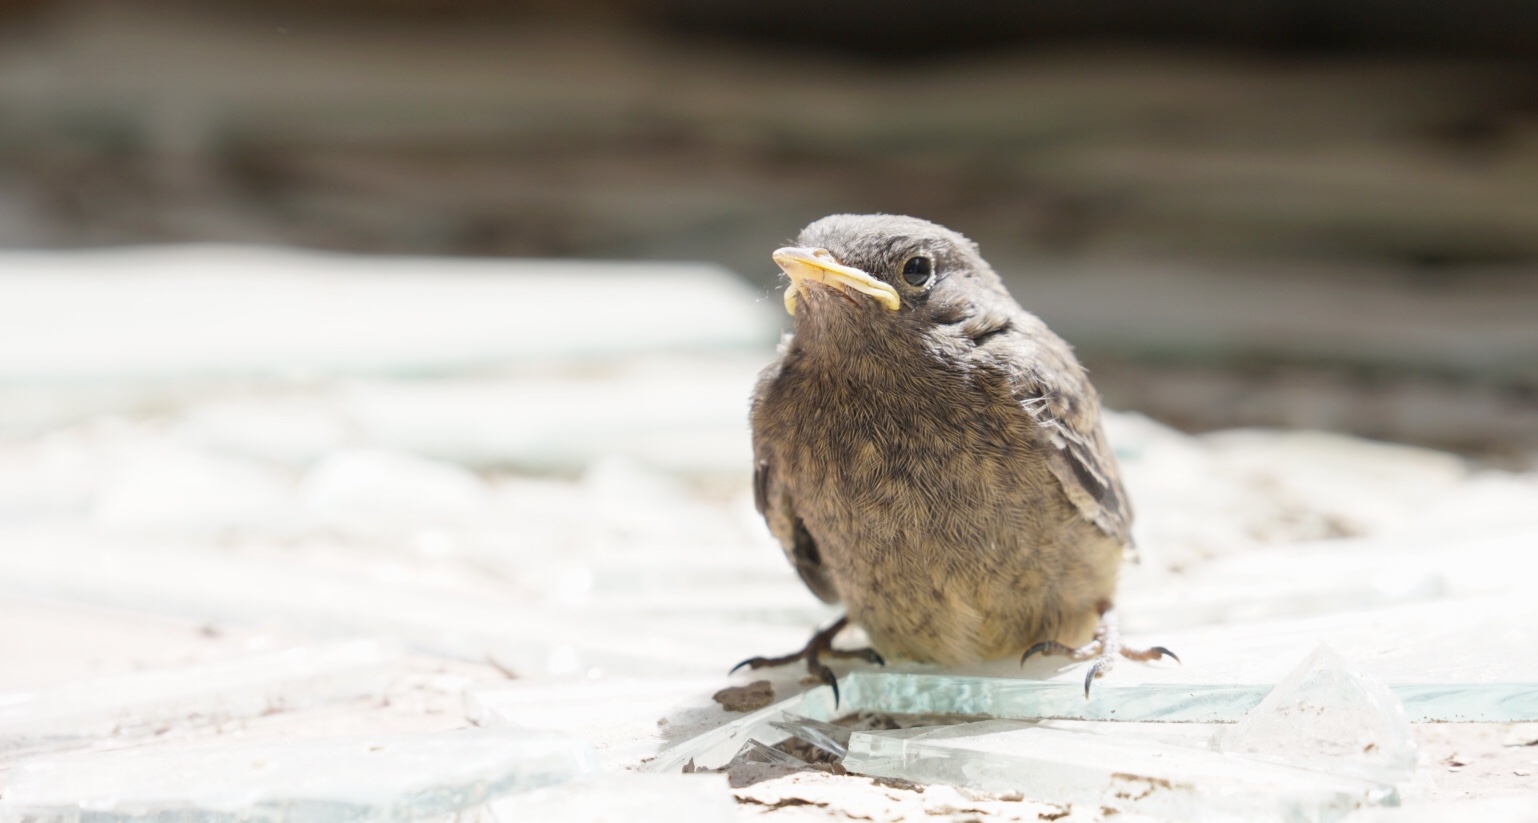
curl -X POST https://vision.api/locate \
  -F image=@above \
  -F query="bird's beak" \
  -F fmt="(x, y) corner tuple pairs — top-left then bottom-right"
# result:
(773, 247), (901, 316)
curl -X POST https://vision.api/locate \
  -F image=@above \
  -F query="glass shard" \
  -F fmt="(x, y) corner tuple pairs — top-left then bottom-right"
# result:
(830, 668), (1538, 724)
(768, 713), (851, 759)
(643, 688), (838, 773)
(0, 526), (814, 680)
(838, 670), (1268, 722)
(0, 640), (400, 760)
(729, 738), (809, 767)
(843, 721), (1396, 822)
(1217, 645), (1418, 785)
(1, 729), (598, 823)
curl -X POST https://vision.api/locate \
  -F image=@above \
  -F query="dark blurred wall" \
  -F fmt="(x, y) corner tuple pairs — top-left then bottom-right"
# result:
(0, 0), (1534, 460)
(661, 0), (1538, 59)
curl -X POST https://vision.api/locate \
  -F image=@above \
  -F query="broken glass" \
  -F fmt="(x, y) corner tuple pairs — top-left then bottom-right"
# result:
(1, 729), (598, 823)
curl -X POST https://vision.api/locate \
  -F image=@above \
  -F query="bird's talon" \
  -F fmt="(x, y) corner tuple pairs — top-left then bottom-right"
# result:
(729, 616), (877, 710)
(826, 646), (884, 665)
(1021, 640), (1082, 665)
(844, 648), (884, 666)
(1021, 642), (1049, 665)
(1083, 658), (1111, 699)
(1115, 643), (1181, 664)
(813, 664), (842, 709)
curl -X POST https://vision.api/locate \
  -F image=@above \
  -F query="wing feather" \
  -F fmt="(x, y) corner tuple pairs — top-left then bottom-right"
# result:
(752, 459), (840, 603)
(967, 310), (1134, 546)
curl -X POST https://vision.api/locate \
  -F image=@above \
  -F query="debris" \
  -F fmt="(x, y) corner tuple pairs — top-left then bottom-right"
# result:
(713, 681), (775, 713)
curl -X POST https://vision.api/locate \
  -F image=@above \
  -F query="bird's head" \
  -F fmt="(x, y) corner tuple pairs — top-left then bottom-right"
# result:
(773, 214), (1009, 330)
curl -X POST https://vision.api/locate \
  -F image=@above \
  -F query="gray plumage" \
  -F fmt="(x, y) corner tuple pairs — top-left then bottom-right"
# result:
(750, 214), (1132, 666)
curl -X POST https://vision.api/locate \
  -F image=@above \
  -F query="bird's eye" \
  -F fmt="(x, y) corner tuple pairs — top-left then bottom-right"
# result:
(901, 256), (933, 287)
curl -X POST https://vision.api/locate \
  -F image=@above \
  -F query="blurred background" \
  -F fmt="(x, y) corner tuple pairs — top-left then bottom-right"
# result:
(0, 0), (1535, 463)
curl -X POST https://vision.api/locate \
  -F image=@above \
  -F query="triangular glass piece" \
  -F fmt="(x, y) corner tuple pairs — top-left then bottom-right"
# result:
(1218, 644), (1417, 784)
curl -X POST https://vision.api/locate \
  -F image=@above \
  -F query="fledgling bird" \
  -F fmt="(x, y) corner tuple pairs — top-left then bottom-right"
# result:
(738, 214), (1173, 702)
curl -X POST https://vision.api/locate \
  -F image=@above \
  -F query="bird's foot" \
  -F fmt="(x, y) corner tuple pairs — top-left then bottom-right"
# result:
(1020, 608), (1177, 698)
(730, 616), (883, 708)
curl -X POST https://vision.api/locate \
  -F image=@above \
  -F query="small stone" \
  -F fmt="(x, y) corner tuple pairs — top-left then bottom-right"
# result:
(712, 681), (774, 713)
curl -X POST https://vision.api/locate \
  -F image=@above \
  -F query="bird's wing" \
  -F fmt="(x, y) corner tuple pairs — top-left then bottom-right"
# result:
(968, 310), (1133, 546)
(753, 457), (841, 603)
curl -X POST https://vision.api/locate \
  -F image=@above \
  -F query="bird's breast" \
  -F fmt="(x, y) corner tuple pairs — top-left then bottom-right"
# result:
(764, 355), (1035, 557)
(754, 348), (1119, 664)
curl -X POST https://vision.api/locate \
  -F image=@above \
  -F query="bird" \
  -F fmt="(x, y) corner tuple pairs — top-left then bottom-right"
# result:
(735, 214), (1173, 704)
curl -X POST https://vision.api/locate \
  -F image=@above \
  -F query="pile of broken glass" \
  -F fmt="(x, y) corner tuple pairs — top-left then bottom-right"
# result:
(0, 247), (1534, 823)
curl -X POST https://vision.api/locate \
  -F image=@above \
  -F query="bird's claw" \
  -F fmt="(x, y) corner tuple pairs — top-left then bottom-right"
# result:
(828, 647), (885, 666)
(1146, 645), (1179, 664)
(1021, 640), (1080, 664)
(728, 616), (882, 710)
(1083, 657), (1109, 698)
(811, 662), (841, 708)
(730, 653), (799, 674)
(1020, 609), (1178, 698)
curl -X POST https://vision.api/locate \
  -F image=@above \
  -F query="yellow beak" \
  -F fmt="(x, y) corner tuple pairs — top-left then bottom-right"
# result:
(773, 247), (901, 315)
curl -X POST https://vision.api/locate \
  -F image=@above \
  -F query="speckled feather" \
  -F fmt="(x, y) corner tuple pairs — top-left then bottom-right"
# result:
(751, 214), (1132, 665)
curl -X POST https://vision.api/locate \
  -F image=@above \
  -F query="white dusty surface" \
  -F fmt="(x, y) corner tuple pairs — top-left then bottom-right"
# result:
(0, 248), (1536, 821)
